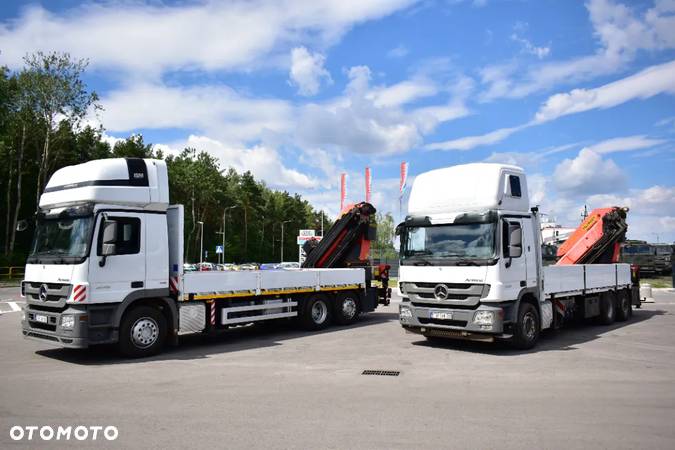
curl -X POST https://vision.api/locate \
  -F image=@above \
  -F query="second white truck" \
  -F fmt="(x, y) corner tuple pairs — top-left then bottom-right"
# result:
(397, 163), (639, 349)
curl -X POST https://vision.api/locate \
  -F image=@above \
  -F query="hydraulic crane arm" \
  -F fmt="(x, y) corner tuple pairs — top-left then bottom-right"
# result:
(301, 202), (377, 268)
(556, 206), (629, 265)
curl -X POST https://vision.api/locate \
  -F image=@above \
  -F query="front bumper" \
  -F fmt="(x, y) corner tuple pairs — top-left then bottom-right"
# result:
(22, 304), (90, 348)
(399, 301), (513, 339)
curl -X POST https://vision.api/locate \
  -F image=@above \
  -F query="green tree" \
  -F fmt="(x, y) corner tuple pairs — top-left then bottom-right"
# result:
(19, 51), (100, 207)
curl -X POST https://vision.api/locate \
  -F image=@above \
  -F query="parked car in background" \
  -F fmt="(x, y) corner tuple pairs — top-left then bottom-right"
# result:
(653, 244), (673, 274)
(278, 262), (300, 270)
(197, 262), (216, 271)
(259, 263), (279, 270)
(183, 263), (197, 272)
(239, 263), (258, 271)
(620, 241), (656, 275)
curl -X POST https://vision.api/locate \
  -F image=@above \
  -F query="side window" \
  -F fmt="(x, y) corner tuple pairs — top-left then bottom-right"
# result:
(97, 216), (141, 256)
(508, 175), (522, 197)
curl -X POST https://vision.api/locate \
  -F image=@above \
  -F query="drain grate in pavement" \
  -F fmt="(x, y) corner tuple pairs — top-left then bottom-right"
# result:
(362, 370), (400, 377)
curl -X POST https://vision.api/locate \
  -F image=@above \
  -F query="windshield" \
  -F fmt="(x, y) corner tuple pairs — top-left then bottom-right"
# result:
(401, 222), (497, 265)
(623, 245), (651, 255)
(655, 247), (671, 255)
(28, 206), (95, 264)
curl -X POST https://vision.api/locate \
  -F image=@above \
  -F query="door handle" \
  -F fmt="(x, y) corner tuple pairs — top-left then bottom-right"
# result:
(131, 281), (144, 288)
(520, 281), (526, 287)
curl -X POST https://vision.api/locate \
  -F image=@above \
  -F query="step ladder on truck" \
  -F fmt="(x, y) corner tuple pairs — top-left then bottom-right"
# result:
(20, 158), (390, 357)
(396, 163), (641, 349)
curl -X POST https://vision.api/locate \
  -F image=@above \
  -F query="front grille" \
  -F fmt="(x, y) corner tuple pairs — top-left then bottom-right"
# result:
(23, 282), (71, 304)
(401, 282), (488, 306)
(412, 301), (478, 310)
(414, 282), (472, 289)
(419, 318), (468, 327)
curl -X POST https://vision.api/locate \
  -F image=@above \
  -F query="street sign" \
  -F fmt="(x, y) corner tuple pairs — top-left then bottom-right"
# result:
(216, 245), (223, 254)
(299, 229), (315, 237)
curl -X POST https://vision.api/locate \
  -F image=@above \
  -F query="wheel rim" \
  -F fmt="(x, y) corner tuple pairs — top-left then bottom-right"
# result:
(311, 301), (328, 324)
(523, 312), (537, 340)
(131, 317), (159, 349)
(341, 297), (357, 319)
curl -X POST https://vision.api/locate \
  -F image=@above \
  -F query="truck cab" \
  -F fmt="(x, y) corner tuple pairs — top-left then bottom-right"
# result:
(21, 158), (173, 349)
(397, 163), (542, 347)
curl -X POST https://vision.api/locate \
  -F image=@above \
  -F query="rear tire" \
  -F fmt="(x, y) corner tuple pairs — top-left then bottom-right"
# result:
(118, 305), (167, 358)
(598, 291), (616, 325)
(615, 290), (631, 322)
(510, 302), (540, 350)
(300, 294), (332, 330)
(334, 291), (361, 325)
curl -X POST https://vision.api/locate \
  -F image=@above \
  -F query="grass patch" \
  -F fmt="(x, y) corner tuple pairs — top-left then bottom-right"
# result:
(641, 276), (673, 289)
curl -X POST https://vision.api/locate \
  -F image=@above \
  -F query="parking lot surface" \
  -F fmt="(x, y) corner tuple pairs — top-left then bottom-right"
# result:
(1, 287), (675, 449)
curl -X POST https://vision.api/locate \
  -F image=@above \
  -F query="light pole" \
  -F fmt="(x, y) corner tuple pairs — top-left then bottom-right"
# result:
(218, 206), (238, 264)
(280, 220), (291, 263)
(320, 210), (324, 237)
(198, 221), (204, 268)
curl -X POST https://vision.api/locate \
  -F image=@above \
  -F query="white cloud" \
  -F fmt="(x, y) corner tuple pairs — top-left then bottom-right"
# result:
(296, 65), (471, 154)
(510, 23), (550, 59)
(100, 83), (293, 146)
(387, 44), (409, 58)
(479, 0), (675, 101)
(535, 59), (675, 123)
(0, 0), (417, 75)
(425, 125), (524, 151)
(583, 135), (666, 154)
(289, 47), (332, 96)
(553, 148), (625, 195)
(166, 135), (319, 190)
(370, 78), (438, 107)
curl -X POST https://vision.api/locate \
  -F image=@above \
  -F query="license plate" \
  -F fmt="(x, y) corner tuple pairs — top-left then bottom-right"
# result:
(34, 314), (48, 324)
(430, 311), (453, 320)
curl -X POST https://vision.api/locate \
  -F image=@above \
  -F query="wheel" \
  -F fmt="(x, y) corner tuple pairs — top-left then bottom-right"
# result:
(300, 294), (333, 330)
(333, 291), (361, 325)
(118, 305), (167, 357)
(510, 302), (540, 350)
(598, 291), (616, 325)
(615, 290), (631, 322)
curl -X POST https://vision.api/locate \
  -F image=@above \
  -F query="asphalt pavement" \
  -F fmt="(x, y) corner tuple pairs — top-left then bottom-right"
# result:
(1, 287), (675, 449)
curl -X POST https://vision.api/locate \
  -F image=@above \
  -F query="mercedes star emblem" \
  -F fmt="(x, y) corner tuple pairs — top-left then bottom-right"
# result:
(39, 284), (49, 301)
(434, 284), (449, 300)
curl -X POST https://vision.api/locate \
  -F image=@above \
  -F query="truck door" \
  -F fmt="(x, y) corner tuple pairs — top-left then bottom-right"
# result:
(501, 218), (527, 300)
(521, 218), (538, 289)
(89, 212), (146, 303)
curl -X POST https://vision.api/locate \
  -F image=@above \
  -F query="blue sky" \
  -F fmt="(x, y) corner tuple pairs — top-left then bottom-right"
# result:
(1, 0), (674, 241)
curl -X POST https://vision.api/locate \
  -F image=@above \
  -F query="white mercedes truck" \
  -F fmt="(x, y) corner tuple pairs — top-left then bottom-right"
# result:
(397, 163), (639, 349)
(21, 158), (389, 357)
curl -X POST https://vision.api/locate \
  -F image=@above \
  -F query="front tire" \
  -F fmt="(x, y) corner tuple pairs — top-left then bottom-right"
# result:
(300, 294), (333, 330)
(118, 306), (167, 358)
(511, 302), (540, 350)
(334, 291), (361, 325)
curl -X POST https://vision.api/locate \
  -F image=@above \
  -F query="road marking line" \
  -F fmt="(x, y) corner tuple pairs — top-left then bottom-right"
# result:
(8, 302), (21, 312)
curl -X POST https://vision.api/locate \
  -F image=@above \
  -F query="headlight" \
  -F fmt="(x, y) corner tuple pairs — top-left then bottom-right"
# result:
(61, 315), (75, 329)
(473, 310), (494, 325)
(399, 306), (413, 320)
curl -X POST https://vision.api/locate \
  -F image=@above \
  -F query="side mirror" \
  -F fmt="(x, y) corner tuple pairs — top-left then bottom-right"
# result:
(395, 223), (403, 236)
(16, 220), (28, 232)
(99, 219), (118, 267)
(102, 220), (117, 244)
(507, 223), (523, 258)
